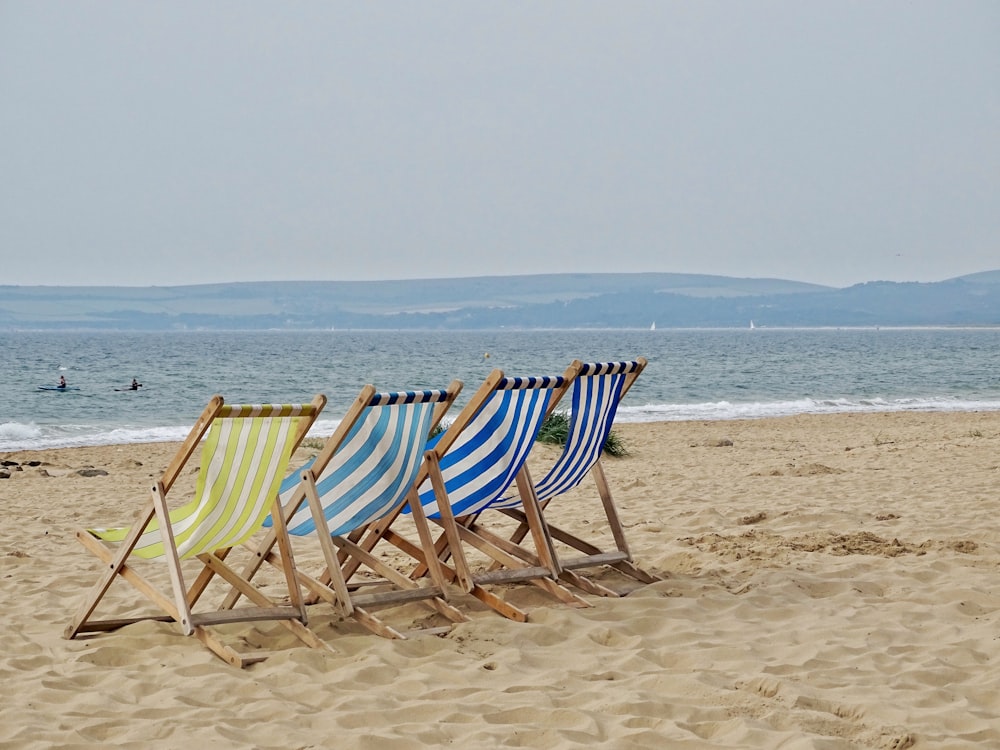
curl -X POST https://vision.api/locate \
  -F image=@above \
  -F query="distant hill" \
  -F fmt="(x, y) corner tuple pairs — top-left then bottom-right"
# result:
(1, 271), (998, 330)
(956, 270), (1000, 285)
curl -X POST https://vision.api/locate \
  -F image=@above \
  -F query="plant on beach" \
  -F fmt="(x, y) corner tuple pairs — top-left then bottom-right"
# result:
(304, 415), (628, 456)
(536, 411), (629, 457)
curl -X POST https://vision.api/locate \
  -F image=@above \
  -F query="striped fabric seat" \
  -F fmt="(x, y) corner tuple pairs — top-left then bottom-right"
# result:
(94, 405), (311, 559)
(482, 358), (661, 595)
(413, 375), (564, 519)
(231, 383), (467, 640)
(490, 360), (643, 510)
(371, 367), (597, 622)
(65, 396), (331, 667)
(276, 389), (453, 536)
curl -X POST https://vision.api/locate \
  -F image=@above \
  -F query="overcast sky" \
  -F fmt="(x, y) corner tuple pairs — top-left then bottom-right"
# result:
(1, 2), (997, 289)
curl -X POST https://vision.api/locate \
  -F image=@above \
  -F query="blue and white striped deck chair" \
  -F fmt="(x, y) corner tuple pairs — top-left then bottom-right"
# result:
(488, 358), (660, 595)
(228, 382), (466, 640)
(65, 395), (330, 668)
(371, 367), (593, 622)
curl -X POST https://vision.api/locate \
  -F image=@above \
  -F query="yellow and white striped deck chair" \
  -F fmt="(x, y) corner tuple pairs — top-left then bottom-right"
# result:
(64, 394), (330, 667)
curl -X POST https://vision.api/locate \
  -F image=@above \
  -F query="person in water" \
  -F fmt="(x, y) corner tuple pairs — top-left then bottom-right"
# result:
(129, 378), (142, 390)
(58, 375), (67, 389)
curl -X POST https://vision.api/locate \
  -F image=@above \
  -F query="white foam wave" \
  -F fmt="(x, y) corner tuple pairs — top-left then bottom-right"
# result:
(0, 422), (192, 452)
(0, 417), (346, 452)
(0, 421), (43, 447)
(616, 396), (1000, 423)
(309, 417), (344, 439)
(4, 399), (1000, 451)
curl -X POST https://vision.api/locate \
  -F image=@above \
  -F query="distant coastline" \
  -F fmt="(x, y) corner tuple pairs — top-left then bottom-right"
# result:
(2, 270), (999, 330)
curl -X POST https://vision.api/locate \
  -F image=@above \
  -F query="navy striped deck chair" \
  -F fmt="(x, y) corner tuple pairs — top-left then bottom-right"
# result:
(224, 382), (465, 639)
(359, 366), (593, 622)
(488, 358), (660, 595)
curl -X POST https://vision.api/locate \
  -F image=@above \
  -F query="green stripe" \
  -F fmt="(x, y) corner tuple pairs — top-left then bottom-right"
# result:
(91, 413), (302, 560)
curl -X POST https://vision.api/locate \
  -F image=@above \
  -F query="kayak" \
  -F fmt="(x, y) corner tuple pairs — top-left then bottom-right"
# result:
(38, 385), (80, 391)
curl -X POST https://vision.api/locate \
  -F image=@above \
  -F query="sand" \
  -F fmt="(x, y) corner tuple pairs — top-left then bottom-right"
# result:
(2, 411), (999, 749)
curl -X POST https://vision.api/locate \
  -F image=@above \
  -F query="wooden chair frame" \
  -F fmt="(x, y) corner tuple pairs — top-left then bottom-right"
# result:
(64, 395), (330, 667)
(353, 366), (595, 622)
(492, 358), (661, 595)
(224, 382), (468, 639)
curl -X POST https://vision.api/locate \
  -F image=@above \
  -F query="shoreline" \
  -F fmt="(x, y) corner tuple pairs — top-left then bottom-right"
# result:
(2, 410), (998, 748)
(7, 403), (1000, 455)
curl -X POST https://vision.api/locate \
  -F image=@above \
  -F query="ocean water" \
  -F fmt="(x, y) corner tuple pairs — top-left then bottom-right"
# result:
(2, 328), (999, 451)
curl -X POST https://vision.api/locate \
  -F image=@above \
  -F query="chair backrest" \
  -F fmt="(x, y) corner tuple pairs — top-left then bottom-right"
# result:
(122, 402), (322, 560)
(416, 371), (572, 518)
(482, 358), (647, 511)
(279, 387), (460, 537)
(531, 359), (646, 502)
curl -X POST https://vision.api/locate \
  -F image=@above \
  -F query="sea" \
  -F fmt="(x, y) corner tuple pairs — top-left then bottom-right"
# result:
(2, 327), (1000, 452)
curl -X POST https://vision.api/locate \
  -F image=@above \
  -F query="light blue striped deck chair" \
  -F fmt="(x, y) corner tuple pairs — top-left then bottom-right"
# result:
(64, 395), (330, 668)
(225, 382), (466, 639)
(360, 367), (593, 622)
(485, 358), (660, 595)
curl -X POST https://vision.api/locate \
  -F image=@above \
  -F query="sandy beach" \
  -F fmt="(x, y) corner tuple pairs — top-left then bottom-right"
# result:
(2, 410), (998, 749)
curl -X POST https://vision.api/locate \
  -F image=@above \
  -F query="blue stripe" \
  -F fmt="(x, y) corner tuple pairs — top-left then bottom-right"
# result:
(418, 385), (554, 517)
(488, 366), (631, 508)
(261, 454), (317, 528)
(265, 400), (436, 536)
(321, 404), (431, 536)
(536, 371), (626, 499)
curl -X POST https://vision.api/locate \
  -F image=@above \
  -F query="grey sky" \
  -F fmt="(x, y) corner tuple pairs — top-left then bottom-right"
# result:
(2, 1), (997, 289)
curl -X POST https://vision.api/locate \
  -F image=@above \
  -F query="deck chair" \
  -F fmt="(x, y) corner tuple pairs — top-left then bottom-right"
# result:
(64, 395), (330, 668)
(356, 366), (593, 622)
(486, 358), (660, 595)
(222, 382), (466, 640)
